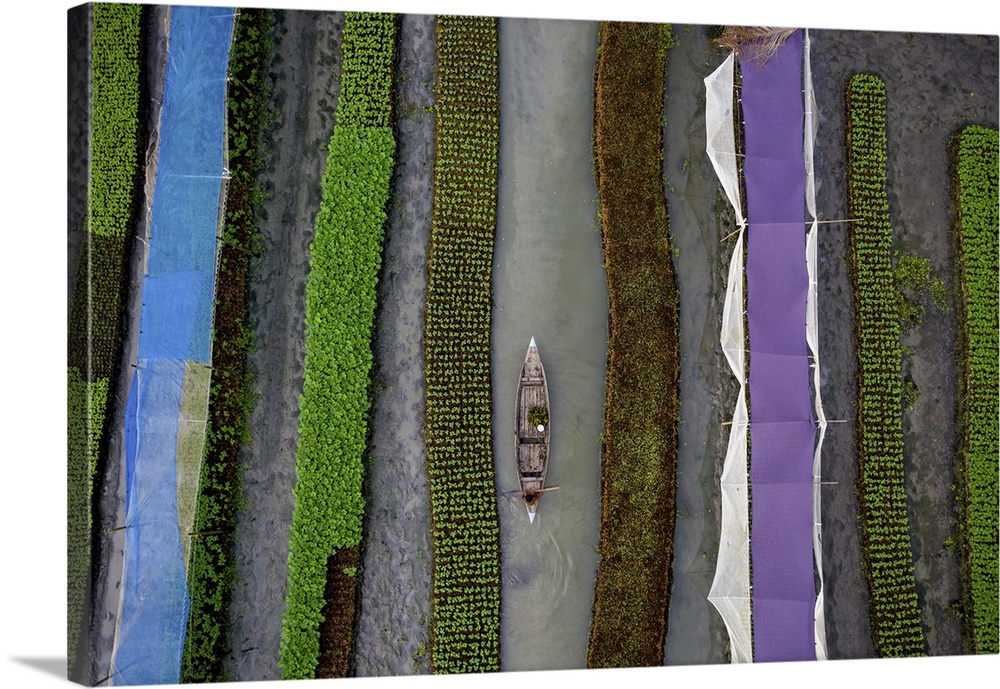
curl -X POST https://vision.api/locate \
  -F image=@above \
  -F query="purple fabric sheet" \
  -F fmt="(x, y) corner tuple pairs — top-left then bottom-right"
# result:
(741, 30), (818, 662)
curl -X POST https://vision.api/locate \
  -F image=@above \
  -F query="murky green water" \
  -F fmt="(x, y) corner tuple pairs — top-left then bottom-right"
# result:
(492, 16), (606, 673)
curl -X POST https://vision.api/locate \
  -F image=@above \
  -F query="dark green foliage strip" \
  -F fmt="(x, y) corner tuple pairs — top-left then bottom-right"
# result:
(954, 125), (999, 654)
(845, 73), (926, 657)
(279, 12), (397, 680)
(179, 9), (273, 682)
(67, 4), (144, 674)
(67, 369), (89, 671)
(67, 370), (108, 671)
(424, 15), (502, 675)
(587, 21), (679, 669)
(68, 233), (131, 379)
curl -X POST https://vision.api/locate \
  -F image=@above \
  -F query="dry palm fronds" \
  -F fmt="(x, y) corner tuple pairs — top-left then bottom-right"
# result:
(714, 26), (797, 65)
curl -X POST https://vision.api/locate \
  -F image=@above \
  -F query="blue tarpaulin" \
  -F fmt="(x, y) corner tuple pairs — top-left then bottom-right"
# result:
(116, 363), (190, 685)
(111, 5), (234, 685)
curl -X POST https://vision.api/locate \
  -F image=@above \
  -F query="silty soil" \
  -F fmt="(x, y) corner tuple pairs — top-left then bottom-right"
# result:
(353, 12), (437, 677)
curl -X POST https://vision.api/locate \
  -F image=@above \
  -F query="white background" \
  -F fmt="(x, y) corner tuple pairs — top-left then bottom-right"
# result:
(2, 1), (997, 687)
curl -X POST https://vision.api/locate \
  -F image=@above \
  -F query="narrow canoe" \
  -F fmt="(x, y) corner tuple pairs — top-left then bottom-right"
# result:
(514, 336), (551, 522)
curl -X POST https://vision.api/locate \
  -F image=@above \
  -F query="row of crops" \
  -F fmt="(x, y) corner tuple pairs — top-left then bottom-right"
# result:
(278, 11), (398, 680)
(423, 15), (503, 675)
(587, 21), (680, 668)
(844, 73), (925, 657)
(952, 125), (999, 655)
(66, 369), (107, 676)
(179, 8), (273, 682)
(66, 2), (144, 677)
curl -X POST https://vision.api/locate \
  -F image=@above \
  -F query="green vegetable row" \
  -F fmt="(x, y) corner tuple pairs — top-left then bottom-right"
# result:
(67, 0), (143, 377)
(279, 11), (397, 680)
(67, 3), (145, 676)
(424, 15), (502, 675)
(844, 73), (925, 657)
(67, 370), (108, 675)
(587, 21), (679, 669)
(67, 0), (144, 378)
(88, 2), (142, 240)
(953, 124), (999, 655)
(180, 8), (274, 682)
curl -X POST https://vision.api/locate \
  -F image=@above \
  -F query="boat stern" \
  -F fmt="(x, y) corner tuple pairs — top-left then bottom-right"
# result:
(523, 492), (540, 523)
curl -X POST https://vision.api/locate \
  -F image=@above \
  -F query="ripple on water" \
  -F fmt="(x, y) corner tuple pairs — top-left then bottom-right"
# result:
(500, 507), (573, 618)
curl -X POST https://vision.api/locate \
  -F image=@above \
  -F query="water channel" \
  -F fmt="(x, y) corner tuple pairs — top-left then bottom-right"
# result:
(492, 16), (605, 672)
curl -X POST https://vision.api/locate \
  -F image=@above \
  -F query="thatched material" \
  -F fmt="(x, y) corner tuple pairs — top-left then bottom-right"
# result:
(715, 26), (797, 65)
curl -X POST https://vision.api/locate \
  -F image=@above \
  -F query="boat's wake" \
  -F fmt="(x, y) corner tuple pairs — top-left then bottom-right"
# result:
(500, 504), (573, 620)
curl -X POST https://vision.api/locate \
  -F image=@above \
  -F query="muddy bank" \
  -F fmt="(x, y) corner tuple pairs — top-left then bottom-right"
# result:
(810, 27), (998, 658)
(661, 24), (736, 666)
(222, 9), (344, 681)
(88, 5), (170, 684)
(354, 12), (436, 677)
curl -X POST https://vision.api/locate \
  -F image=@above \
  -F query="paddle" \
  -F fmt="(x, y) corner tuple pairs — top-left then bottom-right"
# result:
(500, 486), (561, 499)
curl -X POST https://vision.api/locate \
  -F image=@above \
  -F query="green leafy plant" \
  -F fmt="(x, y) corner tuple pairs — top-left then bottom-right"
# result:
(423, 15), (503, 675)
(845, 73), (926, 657)
(527, 406), (548, 427)
(902, 378), (920, 410)
(893, 252), (948, 327)
(279, 12), (398, 680)
(587, 21), (679, 669)
(953, 124), (999, 654)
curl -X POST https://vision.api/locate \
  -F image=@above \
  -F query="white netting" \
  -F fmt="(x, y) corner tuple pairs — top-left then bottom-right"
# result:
(803, 28), (829, 662)
(705, 53), (752, 665)
(705, 53), (746, 229)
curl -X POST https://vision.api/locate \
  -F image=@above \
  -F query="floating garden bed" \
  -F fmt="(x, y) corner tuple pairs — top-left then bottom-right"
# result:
(952, 124), (999, 655)
(179, 8), (274, 682)
(587, 20), (680, 669)
(423, 14), (503, 675)
(66, 2), (144, 676)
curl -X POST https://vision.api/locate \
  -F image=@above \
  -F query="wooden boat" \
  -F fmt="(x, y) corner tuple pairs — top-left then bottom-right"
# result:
(514, 336), (556, 522)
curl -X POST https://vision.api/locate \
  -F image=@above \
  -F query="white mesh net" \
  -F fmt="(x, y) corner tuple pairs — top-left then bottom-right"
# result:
(705, 52), (753, 665)
(803, 28), (829, 662)
(705, 53), (746, 230)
